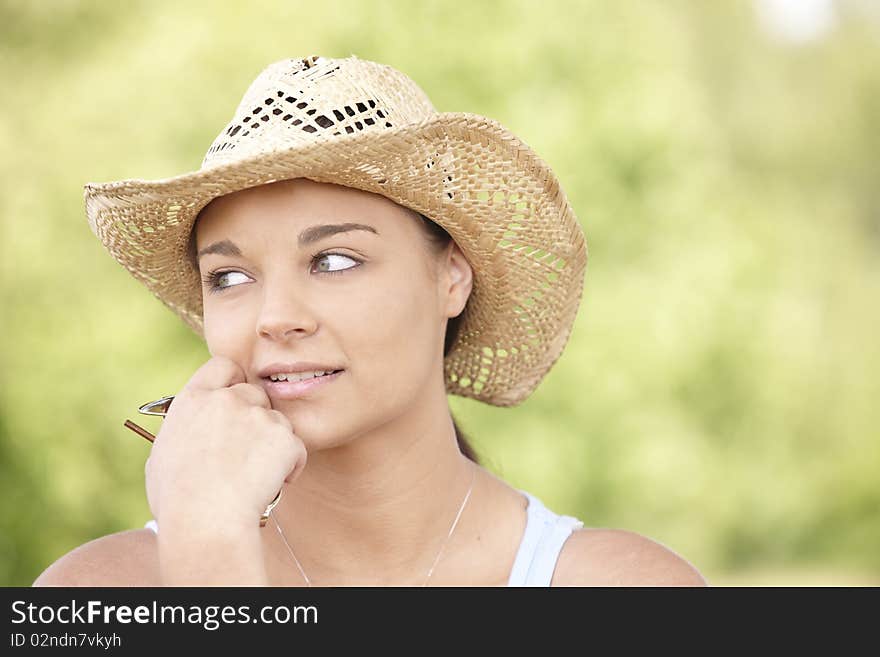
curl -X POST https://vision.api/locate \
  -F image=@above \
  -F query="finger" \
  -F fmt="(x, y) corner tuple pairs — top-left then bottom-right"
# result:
(266, 408), (294, 432)
(185, 355), (247, 392)
(285, 446), (307, 483)
(228, 382), (272, 410)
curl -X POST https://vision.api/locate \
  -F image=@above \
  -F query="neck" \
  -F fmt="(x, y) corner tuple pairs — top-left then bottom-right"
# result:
(266, 389), (482, 586)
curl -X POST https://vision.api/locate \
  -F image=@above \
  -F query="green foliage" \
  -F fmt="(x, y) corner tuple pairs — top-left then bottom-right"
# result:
(2, 0), (878, 585)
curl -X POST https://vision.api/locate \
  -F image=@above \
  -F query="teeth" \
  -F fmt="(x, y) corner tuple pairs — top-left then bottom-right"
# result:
(269, 370), (332, 382)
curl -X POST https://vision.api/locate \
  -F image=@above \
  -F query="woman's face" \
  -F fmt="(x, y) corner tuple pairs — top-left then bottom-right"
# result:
(194, 178), (472, 449)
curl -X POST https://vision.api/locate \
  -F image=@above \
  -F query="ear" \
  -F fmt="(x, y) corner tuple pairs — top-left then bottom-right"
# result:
(439, 241), (473, 319)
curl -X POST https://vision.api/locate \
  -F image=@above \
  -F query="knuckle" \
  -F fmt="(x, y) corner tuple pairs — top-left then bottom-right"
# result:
(227, 383), (252, 402)
(240, 383), (272, 408)
(247, 403), (267, 419)
(251, 386), (272, 407)
(271, 423), (298, 452)
(247, 405), (272, 428)
(187, 355), (245, 390)
(236, 382), (272, 407)
(214, 387), (238, 405)
(268, 409), (293, 430)
(267, 419), (290, 442)
(289, 438), (305, 460)
(287, 433), (306, 459)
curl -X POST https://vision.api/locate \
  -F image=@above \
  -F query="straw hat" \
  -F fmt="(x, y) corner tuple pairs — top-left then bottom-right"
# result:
(83, 54), (587, 407)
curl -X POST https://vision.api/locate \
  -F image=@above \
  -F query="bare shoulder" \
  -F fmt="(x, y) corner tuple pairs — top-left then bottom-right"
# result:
(32, 529), (161, 587)
(551, 527), (709, 587)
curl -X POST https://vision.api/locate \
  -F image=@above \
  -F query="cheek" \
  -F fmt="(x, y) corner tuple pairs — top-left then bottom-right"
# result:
(202, 300), (255, 361)
(344, 276), (439, 398)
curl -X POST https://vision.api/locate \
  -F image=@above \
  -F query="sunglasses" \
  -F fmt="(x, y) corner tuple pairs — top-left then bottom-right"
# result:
(125, 395), (283, 527)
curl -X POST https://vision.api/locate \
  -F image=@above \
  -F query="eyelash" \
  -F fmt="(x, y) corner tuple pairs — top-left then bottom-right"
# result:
(201, 251), (362, 294)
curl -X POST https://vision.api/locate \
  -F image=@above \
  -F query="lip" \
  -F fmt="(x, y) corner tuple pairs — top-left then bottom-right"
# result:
(257, 361), (344, 378)
(259, 369), (344, 400)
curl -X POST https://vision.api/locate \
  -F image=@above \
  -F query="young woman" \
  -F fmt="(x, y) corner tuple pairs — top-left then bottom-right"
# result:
(35, 55), (706, 586)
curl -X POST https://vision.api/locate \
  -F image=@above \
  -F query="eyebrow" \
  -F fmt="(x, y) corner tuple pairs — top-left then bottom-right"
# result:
(196, 222), (379, 259)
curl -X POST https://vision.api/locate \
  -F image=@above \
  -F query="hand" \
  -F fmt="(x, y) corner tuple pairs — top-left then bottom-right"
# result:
(145, 355), (307, 532)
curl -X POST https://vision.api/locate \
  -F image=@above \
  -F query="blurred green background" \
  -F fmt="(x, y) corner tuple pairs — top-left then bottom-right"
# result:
(2, 0), (878, 587)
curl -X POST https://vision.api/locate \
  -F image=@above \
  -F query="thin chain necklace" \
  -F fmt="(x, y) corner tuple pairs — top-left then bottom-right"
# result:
(271, 464), (476, 587)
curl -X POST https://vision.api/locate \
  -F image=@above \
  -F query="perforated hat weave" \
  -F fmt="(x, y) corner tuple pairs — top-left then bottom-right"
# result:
(83, 54), (588, 407)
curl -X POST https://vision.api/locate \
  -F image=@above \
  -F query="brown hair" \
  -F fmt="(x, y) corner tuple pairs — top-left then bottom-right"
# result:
(186, 203), (480, 465)
(413, 211), (479, 464)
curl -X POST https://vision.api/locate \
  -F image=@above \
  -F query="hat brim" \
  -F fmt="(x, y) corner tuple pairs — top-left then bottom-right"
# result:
(84, 112), (587, 407)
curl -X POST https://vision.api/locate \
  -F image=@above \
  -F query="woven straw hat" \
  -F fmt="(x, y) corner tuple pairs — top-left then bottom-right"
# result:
(83, 54), (587, 407)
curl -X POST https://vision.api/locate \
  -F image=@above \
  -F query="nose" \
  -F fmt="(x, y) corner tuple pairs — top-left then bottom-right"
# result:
(255, 282), (319, 341)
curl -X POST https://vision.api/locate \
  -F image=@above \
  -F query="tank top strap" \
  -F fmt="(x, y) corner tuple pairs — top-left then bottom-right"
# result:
(506, 489), (584, 587)
(145, 519), (158, 534)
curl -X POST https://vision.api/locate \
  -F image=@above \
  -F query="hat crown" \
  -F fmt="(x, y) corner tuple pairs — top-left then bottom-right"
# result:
(201, 55), (438, 169)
